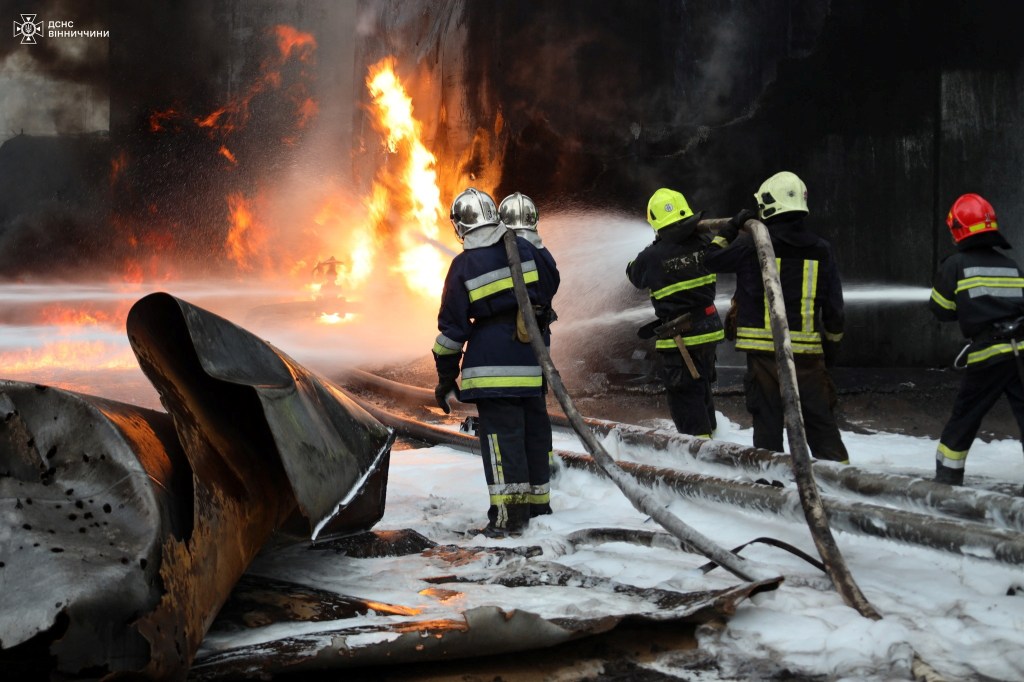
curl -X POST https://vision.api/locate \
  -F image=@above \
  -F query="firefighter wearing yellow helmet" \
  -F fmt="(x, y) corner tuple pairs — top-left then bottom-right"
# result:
(705, 171), (849, 462)
(626, 188), (724, 437)
(929, 193), (1024, 489)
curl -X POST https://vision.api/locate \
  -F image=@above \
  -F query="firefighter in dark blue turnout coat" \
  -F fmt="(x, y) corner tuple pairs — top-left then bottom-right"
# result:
(432, 188), (559, 536)
(929, 193), (1024, 487)
(627, 188), (724, 436)
(706, 171), (849, 462)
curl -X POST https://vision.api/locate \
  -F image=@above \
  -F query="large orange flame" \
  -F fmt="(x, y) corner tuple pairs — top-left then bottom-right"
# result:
(364, 57), (454, 299)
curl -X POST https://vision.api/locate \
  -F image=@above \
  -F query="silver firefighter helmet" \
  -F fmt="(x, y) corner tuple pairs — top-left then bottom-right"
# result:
(498, 192), (539, 232)
(450, 188), (499, 241)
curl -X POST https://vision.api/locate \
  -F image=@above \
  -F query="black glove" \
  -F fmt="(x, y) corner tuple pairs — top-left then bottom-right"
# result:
(637, 318), (662, 340)
(732, 207), (757, 227)
(719, 208), (756, 243)
(434, 378), (460, 414)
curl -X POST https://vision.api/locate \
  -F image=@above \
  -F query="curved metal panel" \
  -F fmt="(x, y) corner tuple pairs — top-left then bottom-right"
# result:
(126, 292), (394, 540)
(0, 381), (190, 675)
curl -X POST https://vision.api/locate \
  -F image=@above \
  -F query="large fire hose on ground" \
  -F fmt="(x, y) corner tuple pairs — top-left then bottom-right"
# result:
(507, 222), (945, 681)
(342, 369), (1024, 532)
(498, 230), (778, 584)
(340, 387), (1024, 565)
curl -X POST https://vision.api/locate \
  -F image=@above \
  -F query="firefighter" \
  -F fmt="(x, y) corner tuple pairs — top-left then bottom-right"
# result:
(433, 188), (560, 536)
(500, 192), (545, 249)
(929, 193), (1024, 487)
(497, 191), (559, 516)
(627, 188), (724, 437)
(705, 171), (849, 461)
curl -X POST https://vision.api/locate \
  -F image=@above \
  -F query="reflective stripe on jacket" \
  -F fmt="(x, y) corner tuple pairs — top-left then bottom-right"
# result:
(929, 237), (1024, 367)
(705, 218), (844, 355)
(627, 224), (724, 350)
(433, 234), (560, 400)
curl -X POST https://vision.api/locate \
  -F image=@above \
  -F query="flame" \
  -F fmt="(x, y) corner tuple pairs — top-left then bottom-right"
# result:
(296, 97), (318, 128)
(0, 341), (137, 374)
(274, 25), (315, 61)
(218, 146), (237, 164)
(193, 25), (316, 137)
(110, 151), (128, 186)
(39, 305), (117, 327)
(317, 312), (356, 325)
(148, 108), (178, 133)
(364, 57), (454, 299)
(1, 303), (136, 377)
(225, 193), (269, 271)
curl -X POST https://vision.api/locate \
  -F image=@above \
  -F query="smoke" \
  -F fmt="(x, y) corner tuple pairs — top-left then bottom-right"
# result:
(0, 0), (109, 137)
(0, 0), (372, 280)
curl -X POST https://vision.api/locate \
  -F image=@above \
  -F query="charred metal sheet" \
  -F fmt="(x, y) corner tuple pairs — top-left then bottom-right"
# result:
(118, 292), (393, 675)
(189, 533), (779, 681)
(127, 292), (394, 541)
(2, 293), (394, 678)
(0, 381), (191, 677)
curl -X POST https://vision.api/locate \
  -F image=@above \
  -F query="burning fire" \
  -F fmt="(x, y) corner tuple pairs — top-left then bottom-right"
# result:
(364, 57), (455, 299)
(6, 46), (466, 383)
(225, 193), (269, 271)
(318, 312), (355, 325)
(39, 304), (119, 327)
(0, 341), (137, 375)
(299, 57), (459, 306)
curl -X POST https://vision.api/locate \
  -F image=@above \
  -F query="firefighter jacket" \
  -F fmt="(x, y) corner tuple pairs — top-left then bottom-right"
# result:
(929, 233), (1024, 367)
(626, 223), (724, 351)
(705, 217), (844, 355)
(432, 231), (560, 401)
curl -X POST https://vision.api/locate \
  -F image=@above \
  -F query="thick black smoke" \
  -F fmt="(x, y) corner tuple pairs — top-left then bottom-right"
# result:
(0, 0), (360, 280)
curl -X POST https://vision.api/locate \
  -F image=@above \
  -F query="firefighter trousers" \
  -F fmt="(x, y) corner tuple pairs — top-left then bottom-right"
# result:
(476, 396), (553, 531)
(937, 357), (1024, 472)
(744, 352), (849, 462)
(657, 343), (718, 437)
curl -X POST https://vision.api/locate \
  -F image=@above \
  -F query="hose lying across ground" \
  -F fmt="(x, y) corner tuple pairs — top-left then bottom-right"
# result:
(343, 367), (1024, 533)
(340, 385), (1024, 565)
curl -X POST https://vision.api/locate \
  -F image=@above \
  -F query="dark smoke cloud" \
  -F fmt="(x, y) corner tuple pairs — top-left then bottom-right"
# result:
(0, 0), (110, 137)
(1, 0), (363, 279)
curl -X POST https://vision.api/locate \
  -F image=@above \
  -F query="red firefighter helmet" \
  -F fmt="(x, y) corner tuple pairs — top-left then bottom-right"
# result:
(947, 193), (998, 243)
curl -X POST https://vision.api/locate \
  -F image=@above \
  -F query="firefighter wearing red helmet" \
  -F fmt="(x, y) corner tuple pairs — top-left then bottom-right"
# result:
(929, 193), (1024, 487)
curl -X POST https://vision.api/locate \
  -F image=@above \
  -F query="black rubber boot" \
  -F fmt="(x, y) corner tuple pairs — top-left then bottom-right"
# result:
(934, 462), (965, 486)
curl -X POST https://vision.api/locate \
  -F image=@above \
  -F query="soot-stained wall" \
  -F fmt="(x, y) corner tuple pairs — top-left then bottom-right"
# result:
(355, 0), (1024, 367)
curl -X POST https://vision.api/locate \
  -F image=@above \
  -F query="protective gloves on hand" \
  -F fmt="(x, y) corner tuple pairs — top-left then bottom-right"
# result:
(719, 207), (756, 243)
(434, 378), (461, 414)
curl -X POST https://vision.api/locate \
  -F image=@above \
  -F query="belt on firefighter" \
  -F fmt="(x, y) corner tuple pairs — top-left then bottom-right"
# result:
(653, 305), (718, 339)
(472, 310), (518, 328)
(474, 306), (555, 329)
(972, 315), (1024, 344)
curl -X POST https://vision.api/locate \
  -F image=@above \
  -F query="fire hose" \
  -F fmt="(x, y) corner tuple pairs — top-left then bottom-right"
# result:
(498, 229), (778, 584)
(342, 368), (1024, 533)
(339, 379), (1024, 565)
(507, 220), (945, 681)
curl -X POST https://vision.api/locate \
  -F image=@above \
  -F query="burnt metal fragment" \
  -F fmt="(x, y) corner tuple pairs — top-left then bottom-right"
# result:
(0, 382), (192, 677)
(1, 293), (394, 679)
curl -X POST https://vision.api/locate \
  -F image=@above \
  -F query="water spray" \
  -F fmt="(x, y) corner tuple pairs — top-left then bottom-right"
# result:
(500, 228), (778, 584)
